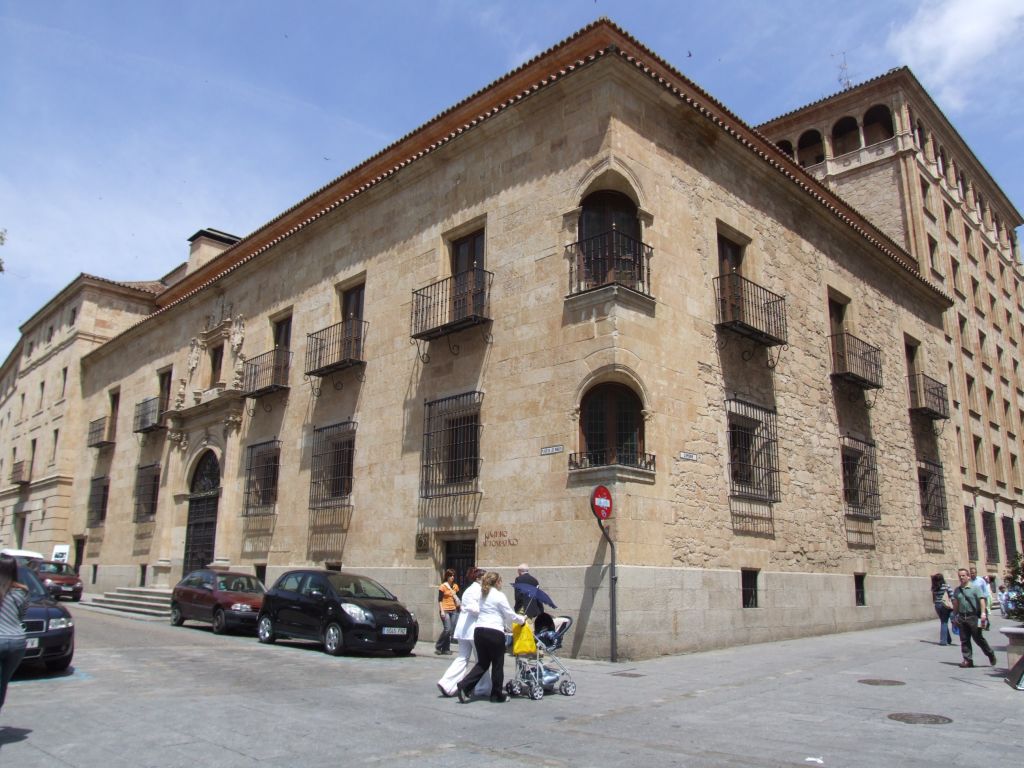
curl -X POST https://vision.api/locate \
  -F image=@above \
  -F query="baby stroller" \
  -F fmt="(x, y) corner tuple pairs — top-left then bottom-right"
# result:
(506, 613), (576, 700)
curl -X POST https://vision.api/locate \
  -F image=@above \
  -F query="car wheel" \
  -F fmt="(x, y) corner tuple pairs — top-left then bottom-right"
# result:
(257, 614), (275, 644)
(46, 655), (73, 673)
(392, 646), (414, 657)
(323, 622), (344, 656)
(170, 603), (185, 627)
(211, 608), (227, 635)
(71, 594), (81, 602)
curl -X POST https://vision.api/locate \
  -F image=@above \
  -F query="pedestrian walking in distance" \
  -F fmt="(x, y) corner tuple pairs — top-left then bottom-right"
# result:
(952, 567), (997, 668)
(435, 568), (460, 655)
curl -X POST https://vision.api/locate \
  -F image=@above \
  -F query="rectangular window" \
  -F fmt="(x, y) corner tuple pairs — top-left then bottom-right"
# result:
(982, 511), (1000, 563)
(920, 177), (932, 214)
(973, 435), (985, 477)
(993, 445), (1004, 485)
(209, 344), (224, 386)
(50, 429), (59, 464)
(726, 398), (780, 502)
(158, 369), (173, 415)
(1002, 516), (1019, 562)
(60, 367), (68, 399)
(133, 464), (161, 522)
(917, 458), (948, 530)
(965, 506), (979, 561)
(273, 315), (292, 350)
(108, 390), (120, 440)
(310, 422), (356, 509)
(927, 236), (940, 274)
(741, 569), (759, 608)
(421, 391), (483, 498)
(38, 381), (45, 411)
(840, 436), (880, 519)
(243, 440), (281, 516)
(854, 573), (866, 607)
(87, 476), (110, 528)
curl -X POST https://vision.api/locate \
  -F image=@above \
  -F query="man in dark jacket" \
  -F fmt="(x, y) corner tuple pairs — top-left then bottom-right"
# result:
(512, 563), (541, 618)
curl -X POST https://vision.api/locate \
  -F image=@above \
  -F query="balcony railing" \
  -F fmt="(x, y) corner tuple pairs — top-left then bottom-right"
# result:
(9, 460), (28, 485)
(713, 272), (788, 347)
(87, 416), (114, 448)
(918, 458), (949, 530)
(830, 332), (882, 390)
(133, 394), (169, 433)
(908, 373), (949, 420)
(410, 268), (493, 341)
(242, 347), (291, 398)
(305, 319), (367, 377)
(567, 230), (653, 297)
(568, 450), (656, 473)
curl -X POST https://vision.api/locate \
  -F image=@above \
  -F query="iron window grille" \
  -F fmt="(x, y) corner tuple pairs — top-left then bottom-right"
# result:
(305, 320), (367, 377)
(133, 463), (161, 522)
(1001, 516), (1019, 562)
(840, 435), (881, 519)
(830, 332), (883, 390)
(421, 391), (483, 498)
(87, 476), (110, 528)
(243, 440), (281, 516)
(726, 398), (780, 502)
(133, 395), (169, 433)
(566, 229), (653, 296)
(917, 459), (949, 530)
(87, 416), (114, 447)
(410, 268), (493, 340)
(982, 511), (1000, 562)
(714, 272), (788, 347)
(310, 422), (356, 509)
(965, 506), (979, 561)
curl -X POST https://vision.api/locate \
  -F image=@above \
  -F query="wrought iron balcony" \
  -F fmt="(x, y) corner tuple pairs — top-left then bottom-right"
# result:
(133, 394), (169, 433)
(87, 416), (115, 448)
(410, 268), (493, 341)
(242, 347), (291, 398)
(305, 319), (367, 377)
(830, 332), (882, 390)
(568, 449), (656, 473)
(9, 460), (28, 485)
(908, 373), (949, 420)
(566, 230), (653, 296)
(918, 458), (949, 530)
(713, 272), (788, 347)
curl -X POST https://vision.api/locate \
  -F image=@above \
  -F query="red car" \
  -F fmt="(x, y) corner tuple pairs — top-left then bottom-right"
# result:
(171, 569), (265, 634)
(33, 560), (84, 601)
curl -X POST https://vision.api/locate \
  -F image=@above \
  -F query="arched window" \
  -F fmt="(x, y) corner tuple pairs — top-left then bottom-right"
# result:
(776, 139), (794, 159)
(831, 116), (861, 156)
(578, 383), (646, 468)
(797, 130), (824, 167)
(572, 191), (649, 294)
(862, 105), (895, 144)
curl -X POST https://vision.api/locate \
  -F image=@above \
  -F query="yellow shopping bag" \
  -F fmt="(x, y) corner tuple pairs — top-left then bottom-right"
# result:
(511, 621), (537, 655)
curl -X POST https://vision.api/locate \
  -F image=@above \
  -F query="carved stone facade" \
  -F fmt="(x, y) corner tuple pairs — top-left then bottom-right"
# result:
(3, 22), (1020, 658)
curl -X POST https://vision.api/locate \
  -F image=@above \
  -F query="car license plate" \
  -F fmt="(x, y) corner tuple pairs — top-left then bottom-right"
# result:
(26, 638), (38, 649)
(382, 627), (406, 636)
(61, 586), (73, 591)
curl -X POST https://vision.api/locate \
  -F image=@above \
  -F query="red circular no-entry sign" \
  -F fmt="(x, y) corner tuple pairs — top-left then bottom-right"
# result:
(591, 485), (613, 520)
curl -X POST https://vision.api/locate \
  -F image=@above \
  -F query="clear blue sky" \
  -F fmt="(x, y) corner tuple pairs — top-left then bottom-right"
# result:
(2, 0), (1023, 355)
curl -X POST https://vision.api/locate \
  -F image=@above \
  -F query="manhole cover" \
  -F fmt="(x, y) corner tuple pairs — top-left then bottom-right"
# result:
(858, 679), (905, 686)
(611, 671), (645, 678)
(887, 713), (952, 725)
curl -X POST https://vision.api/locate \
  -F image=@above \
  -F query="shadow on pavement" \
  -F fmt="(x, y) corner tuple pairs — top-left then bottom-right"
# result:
(0, 726), (32, 747)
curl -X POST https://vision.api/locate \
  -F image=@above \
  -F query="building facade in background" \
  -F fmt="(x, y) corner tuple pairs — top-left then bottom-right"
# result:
(1, 22), (1020, 658)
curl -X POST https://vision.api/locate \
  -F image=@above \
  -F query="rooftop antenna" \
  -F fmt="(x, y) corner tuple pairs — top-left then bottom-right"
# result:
(832, 51), (852, 90)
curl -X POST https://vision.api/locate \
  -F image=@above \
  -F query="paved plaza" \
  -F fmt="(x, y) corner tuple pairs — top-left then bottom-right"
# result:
(1, 604), (1021, 767)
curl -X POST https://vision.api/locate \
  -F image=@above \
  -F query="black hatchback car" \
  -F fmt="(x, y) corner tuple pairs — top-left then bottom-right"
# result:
(17, 565), (75, 672)
(257, 569), (418, 656)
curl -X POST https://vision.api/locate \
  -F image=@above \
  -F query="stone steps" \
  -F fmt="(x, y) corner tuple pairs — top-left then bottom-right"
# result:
(90, 587), (173, 618)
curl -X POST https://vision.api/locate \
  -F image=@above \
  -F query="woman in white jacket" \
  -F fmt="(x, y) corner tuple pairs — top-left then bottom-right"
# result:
(437, 568), (491, 697)
(456, 571), (524, 703)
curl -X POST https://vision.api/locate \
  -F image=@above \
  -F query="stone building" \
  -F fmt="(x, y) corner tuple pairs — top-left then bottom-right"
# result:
(2, 20), (1018, 658)
(759, 67), (1024, 595)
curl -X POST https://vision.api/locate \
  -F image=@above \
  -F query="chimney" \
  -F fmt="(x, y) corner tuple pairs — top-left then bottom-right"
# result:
(186, 228), (241, 275)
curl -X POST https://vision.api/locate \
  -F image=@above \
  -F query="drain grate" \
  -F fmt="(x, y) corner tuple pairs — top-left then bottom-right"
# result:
(858, 679), (905, 686)
(887, 713), (952, 725)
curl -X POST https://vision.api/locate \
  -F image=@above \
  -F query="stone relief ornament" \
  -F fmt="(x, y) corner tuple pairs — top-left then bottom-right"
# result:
(229, 315), (245, 354)
(187, 338), (202, 378)
(174, 378), (187, 410)
(167, 429), (189, 453)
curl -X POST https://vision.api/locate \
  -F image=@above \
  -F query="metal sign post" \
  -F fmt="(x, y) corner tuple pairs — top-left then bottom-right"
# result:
(590, 485), (617, 663)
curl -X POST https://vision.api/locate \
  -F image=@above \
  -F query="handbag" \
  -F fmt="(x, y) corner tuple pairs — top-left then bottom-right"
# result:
(941, 590), (953, 610)
(511, 622), (537, 656)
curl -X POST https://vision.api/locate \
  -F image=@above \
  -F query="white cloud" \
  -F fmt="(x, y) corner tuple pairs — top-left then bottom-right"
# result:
(887, 0), (1024, 110)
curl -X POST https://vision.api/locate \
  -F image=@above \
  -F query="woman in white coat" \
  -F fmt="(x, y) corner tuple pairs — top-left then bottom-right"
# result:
(436, 567), (491, 697)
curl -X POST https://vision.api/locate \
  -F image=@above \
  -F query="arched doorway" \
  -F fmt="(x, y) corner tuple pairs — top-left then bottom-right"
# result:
(183, 450), (221, 574)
